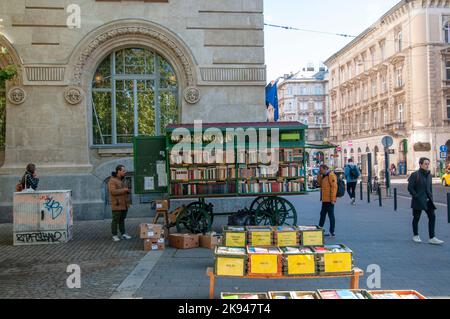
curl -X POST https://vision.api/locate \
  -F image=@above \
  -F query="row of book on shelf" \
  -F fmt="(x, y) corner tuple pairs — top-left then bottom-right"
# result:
(220, 290), (427, 300)
(169, 164), (305, 182)
(169, 149), (304, 165)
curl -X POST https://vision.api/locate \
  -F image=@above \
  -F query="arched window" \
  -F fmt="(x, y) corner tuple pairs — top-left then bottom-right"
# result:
(444, 21), (450, 44)
(0, 79), (5, 150)
(92, 48), (178, 145)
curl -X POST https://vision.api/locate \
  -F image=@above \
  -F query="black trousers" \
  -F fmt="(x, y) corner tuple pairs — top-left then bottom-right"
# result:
(347, 182), (357, 199)
(319, 202), (335, 234)
(112, 210), (128, 236)
(412, 208), (436, 239)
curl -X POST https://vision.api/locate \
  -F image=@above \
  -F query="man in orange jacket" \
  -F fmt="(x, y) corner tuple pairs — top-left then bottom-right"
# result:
(317, 164), (338, 237)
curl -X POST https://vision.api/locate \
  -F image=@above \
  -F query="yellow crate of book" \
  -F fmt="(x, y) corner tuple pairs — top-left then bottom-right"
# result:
(314, 245), (353, 275)
(246, 226), (274, 247)
(140, 224), (165, 251)
(221, 292), (269, 300)
(368, 290), (426, 299)
(281, 247), (317, 276)
(318, 290), (372, 299)
(214, 246), (247, 277)
(273, 226), (299, 247)
(247, 246), (283, 277)
(298, 226), (324, 246)
(223, 226), (247, 248)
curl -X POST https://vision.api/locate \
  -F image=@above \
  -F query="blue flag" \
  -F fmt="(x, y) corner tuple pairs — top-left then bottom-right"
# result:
(265, 81), (279, 122)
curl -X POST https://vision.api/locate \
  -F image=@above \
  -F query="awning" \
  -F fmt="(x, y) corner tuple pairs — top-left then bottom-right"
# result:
(304, 143), (337, 150)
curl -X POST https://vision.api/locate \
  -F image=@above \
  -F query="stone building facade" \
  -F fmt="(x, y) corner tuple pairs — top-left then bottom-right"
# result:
(278, 68), (331, 165)
(325, 0), (450, 177)
(0, 0), (266, 222)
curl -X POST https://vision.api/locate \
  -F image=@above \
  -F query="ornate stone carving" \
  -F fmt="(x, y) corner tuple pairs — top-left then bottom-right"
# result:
(64, 86), (83, 105)
(184, 86), (200, 104)
(73, 25), (195, 86)
(7, 87), (26, 105)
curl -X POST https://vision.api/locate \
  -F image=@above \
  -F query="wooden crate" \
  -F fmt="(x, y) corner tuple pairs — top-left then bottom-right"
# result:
(314, 244), (353, 275)
(268, 291), (293, 299)
(247, 246), (283, 277)
(273, 227), (299, 247)
(221, 292), (269, 299)
(317, 289), (372, 299)
(223, 226), (247, 247)
(214, 246), (247, 277)
(298, 226), (324, 246)
(281, 247), (317, 276)
(368, 290), (427, 300)
(246, 226), (273, 246)
(290, 291), (319, 299)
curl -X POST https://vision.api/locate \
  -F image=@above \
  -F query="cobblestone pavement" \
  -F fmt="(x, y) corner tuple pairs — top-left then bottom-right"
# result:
(135, 192), (450, 299)
(1, 190), (450, 299)
(0, 218), (148, 299)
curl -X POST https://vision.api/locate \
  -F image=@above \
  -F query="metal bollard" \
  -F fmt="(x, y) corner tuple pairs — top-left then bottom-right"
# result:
(378, 186), (382, 207)
(447, 193), (450, 224)
(360, 181), (363, 201)
(367, 183), (371, 203)
(394, 188), (397, 212)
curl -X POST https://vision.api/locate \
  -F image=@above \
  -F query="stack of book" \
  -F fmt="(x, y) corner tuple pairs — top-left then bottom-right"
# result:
(214, 246), (247, 277)
(238, 166), (278, 179)
(247, 246), (283, 277)
(369, 291), (426, 299)
(314, 245), (353, 275)
(318, 290), (370, 300)
(280, 149), (304, 162)
(246, 227), (274, 246)
(238, 181), (304, 194)
(281, 247), (316, 276)
(279, 164), (304, 178)
(221, 293), (268, 299)
(273, 226), (299, 247)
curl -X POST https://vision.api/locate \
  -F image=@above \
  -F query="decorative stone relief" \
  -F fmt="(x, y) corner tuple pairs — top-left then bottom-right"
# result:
(64, 86), (84, 105)
(184, 86), (200, 104)
(7, 87), (26, 105)
(73, 25), (195, 86)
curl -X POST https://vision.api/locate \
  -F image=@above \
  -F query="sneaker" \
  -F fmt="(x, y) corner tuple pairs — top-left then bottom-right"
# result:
(412, 236), (422, 243)
(112, 235), (121, 242)
(330, 233), (336, 238)
(324, 233), (335, 238)
(121, 234), (132, 240)
(429, 237), (444, 245)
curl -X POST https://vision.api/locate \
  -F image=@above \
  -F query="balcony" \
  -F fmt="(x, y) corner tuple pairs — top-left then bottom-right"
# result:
(385, 121), (407, 136)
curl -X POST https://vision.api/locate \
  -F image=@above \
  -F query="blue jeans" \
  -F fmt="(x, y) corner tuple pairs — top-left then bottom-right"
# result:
(319, 203), (335, 234)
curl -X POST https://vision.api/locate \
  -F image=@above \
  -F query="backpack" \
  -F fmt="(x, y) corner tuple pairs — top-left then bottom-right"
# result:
(15, 174), (26, 192)
(349, 165), (360, 179)
(336, 177), (346, 198)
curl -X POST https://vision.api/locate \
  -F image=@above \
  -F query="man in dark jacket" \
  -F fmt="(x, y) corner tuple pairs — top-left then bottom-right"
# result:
(407, 158), (444, 245)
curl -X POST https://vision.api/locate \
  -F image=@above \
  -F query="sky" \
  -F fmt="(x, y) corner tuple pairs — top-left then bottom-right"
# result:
(264, 0), (401, 82)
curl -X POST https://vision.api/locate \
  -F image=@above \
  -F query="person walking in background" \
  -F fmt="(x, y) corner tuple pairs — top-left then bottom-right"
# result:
(108, 165), (132, 242)
(408, 158), (444, 245)
(19, 163), (39, 191)
(317, 164), (338, 237)
(344, 159), (360, 206)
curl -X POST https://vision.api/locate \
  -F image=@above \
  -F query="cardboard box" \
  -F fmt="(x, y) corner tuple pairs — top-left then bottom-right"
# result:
(140, 223), (164, 239)
(169, 233), (199, 249)
(155, 200), (169, 211)
(200, 234), (223, 249)
(144, 238), (165, 251)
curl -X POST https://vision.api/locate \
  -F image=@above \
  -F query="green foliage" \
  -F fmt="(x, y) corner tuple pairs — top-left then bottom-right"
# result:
(0, 65), (17, 82)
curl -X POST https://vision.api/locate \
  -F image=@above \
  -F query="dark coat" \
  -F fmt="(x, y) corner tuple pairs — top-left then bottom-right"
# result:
(407, 169), (436, 211)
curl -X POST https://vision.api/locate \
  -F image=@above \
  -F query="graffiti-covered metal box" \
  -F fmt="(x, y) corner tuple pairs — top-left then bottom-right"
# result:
(13, 190), (73, 245)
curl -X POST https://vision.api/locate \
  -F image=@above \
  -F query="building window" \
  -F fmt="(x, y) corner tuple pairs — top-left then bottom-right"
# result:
(373, 110), (378, 129)
(0, 80), (5, 149)
(316, 116), (323, 125)
(380, 41), (386, 61)
(446, 61), (450, 80)
(447, 98), (450, 119)
(92, 48), (178, 145)
(371, 78), (377, 97)
(381, 75), (387, 93)
(315, 86), (323, 95)
(395, 31), (403, 52)
(300, 102), (308, 111)
(315, 102), (323, 110)
(383, 108), (389, 126)
(370, 48), (376, 66)
(395, 67), (403, 87)
(444, 21), (450, 43)
(363, 83), (368, 100)
(397, 104), (404, 123)
(287, 87), (293, 95)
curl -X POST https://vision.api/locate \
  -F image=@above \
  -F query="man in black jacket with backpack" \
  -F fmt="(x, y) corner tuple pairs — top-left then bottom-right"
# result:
(407, 158), (444, 245)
